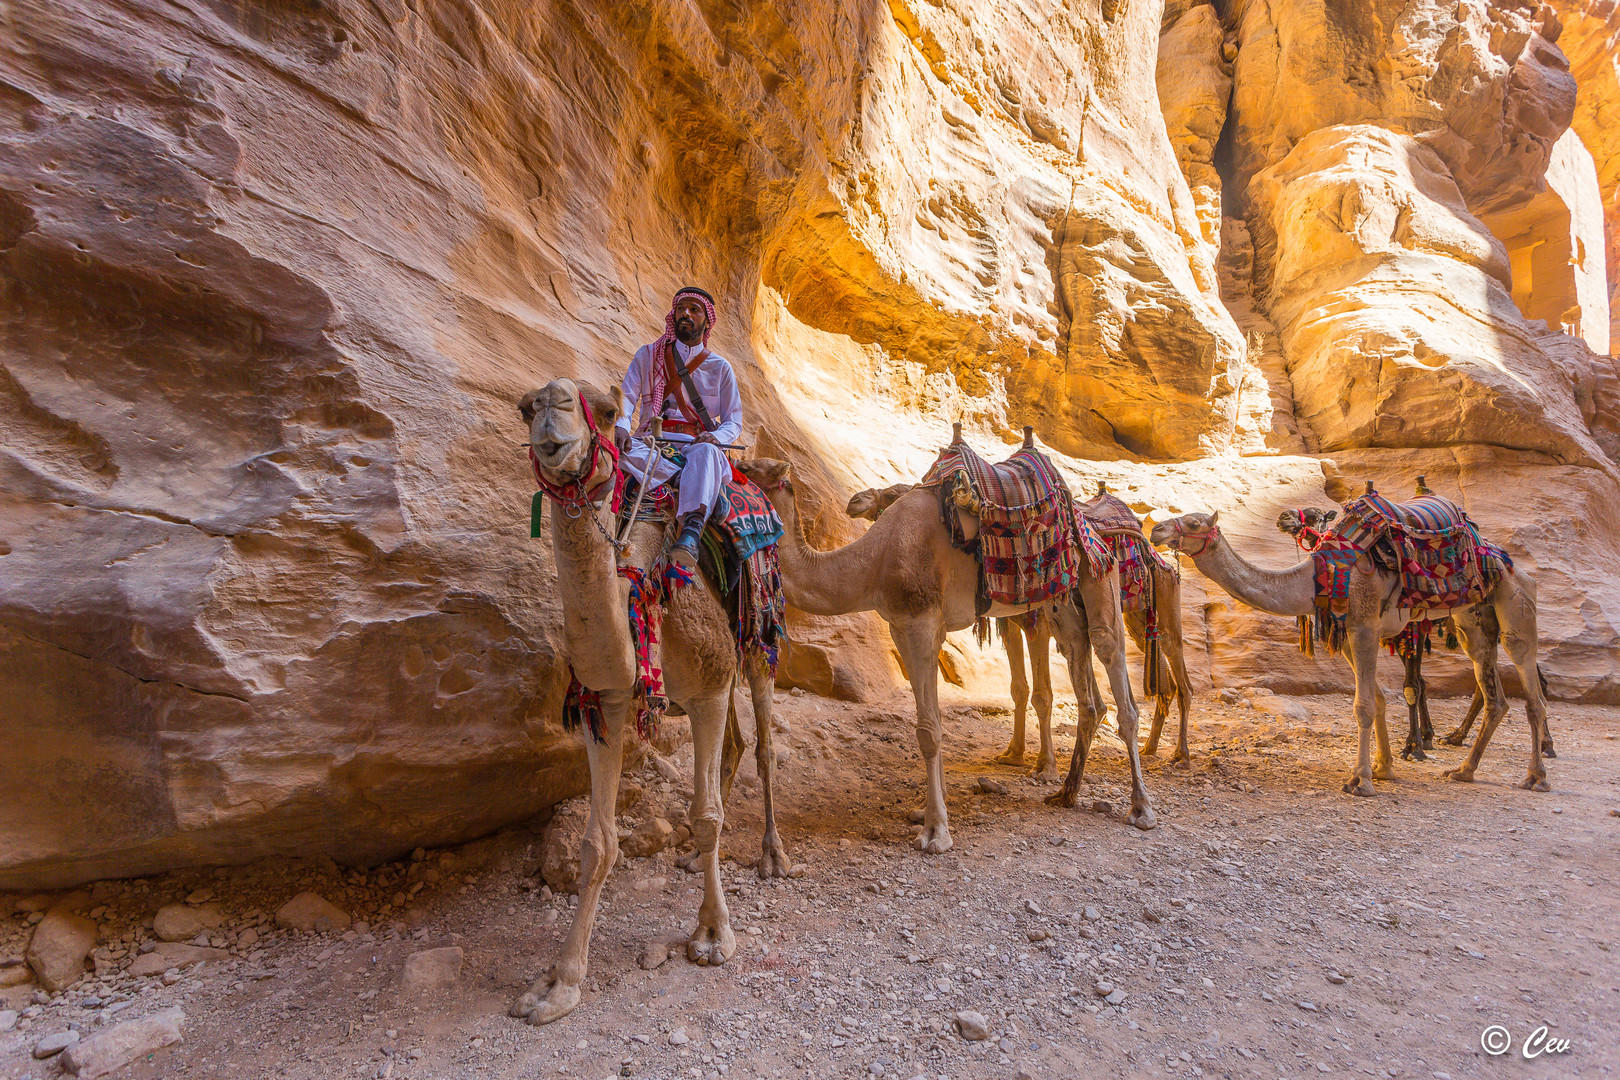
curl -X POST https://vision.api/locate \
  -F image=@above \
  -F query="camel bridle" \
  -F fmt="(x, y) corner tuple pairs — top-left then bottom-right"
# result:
(1167, 516), (1219, 558)
(529, 391), (622, 519)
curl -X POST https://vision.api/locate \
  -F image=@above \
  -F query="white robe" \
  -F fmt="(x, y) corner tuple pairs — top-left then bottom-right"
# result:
(616, 339), (741, 518)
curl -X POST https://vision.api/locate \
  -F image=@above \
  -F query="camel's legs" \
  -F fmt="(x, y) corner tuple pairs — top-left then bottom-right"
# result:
(1440, 611), (1510, 785)
(1442, 689), (1487, 747)
(676, 682), (747, 875)
(995, 619), (1030, 766)
(1417, 659), (1434, 749)
(1342, 628), (1387, 796)
(1133, 610), (1169, 758)
(891, 618), (952, 854)
(1027, 616), (1058, 780)
(686, 689), (738, 965)
(747, 654), (794, 878)
(1400, 645), (1427, 762)
(1450, 580), (1548, 790)
(1080, 574), (1156, 830)
(510, 692), (629, 1025)
(1047, 600), (1101, 808)
(1165, 606), (1193, 765)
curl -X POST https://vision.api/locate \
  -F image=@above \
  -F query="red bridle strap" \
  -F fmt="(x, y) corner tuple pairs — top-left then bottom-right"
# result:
(1169, 517), (1219, 558)
(529, 392), (623, 513)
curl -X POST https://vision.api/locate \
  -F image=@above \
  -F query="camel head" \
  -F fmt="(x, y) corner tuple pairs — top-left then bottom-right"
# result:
(845, 483), (912, 521)
(736, 458), (792, 497)
(1150, 510), (1220, 557)
(517, 379), (624, 484)
(1275, 507), (1336, 537)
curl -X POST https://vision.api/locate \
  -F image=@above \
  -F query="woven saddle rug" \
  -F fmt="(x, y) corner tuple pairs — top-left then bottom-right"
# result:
(919, 441), (1111, 612)
(1304, 493), (1512, 655)
(1079, 491), (1177, 697)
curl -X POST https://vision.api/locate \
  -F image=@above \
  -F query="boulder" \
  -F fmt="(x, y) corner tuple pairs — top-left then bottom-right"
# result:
(60, 1007), (184, 1077)
(622, 818), (675, 860)
(537, 799), (589, 895)
(152, 903), (224, 943)
(26, 910), (96, 992)
(126, 943), (226, 978)
(274, 893), (350, 933)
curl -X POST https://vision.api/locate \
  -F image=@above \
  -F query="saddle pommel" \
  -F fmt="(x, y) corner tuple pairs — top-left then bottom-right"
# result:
(1022, 425), (1034, 449)
(650, 417), (663, 438)
(1097, 481), (1107, 496)
(1364, 480), (1376, 496)
(952, 422), (962, 445)
(1414, 475), (1431, 495)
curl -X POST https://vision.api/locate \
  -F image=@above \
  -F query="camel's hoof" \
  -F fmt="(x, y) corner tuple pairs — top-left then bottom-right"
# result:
(1031, 766), (1062, 783)
(1141, 742), (1160, 758)
(1342, 777), (1376, 797)
(1541, 742), (1557, 759)
(510, 975), (580, 1026)
(1520, 774), (1550, 792)
(1402, 746), (1425, 762)
(688, 924), (737, 967)
(1044, 787), (1078, 809)
(675, 848), (702, 874)
(757, 840), (797, 880)
(1128, 805), (1157, 831)
(1373, 764), (1398, 781)
(1442, 767), (1475, 784)
(1422, 738), (1435, 751)
(1440, 731), (1467, 747)
(915, 824), (953, 855)
(1170, 747), (1191, 766)
(993, 749), (1025, 767)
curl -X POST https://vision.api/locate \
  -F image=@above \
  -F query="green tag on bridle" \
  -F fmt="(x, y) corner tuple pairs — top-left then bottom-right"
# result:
(530, 490), (545, 538)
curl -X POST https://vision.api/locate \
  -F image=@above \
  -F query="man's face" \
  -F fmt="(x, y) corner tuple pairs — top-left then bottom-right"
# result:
(672, 295), (709, 344)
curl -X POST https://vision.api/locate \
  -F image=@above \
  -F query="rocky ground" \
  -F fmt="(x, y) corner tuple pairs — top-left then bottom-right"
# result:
(2, 684), (1616, 1080)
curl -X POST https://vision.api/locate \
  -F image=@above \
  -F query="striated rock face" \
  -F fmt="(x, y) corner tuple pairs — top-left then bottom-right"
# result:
(1, 0), (1616, 887)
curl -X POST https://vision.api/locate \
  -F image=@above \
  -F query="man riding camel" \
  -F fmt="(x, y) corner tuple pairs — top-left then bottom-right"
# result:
(614, 286), (742, 567)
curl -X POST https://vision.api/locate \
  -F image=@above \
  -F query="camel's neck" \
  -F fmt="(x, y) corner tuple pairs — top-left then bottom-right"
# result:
(549, 502), (633, 687)
(770, 488), (882, 616)
(1188, 531), (1317, 617)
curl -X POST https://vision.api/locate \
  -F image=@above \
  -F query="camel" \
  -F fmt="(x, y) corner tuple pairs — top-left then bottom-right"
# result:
(739, 450), (1158, 847)
(847, 482), (1195, 768)
(511, 379), (789, 1026)
(1276, 507), (1555, 761)
(1151, 510), (1549, 796)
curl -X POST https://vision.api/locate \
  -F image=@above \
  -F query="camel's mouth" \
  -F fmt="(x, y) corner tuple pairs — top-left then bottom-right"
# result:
(529, 431), (581, 472)
(1148, 524), (1176, 549)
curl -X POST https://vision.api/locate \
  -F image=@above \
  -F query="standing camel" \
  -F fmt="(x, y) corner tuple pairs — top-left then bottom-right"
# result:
(1151, 511), (1549, 796)
(848, 482), (1195, 768)
(742, 456), (1157, 846)
(512, 379), (788, 1026)
(1276, 507), (1554, 760)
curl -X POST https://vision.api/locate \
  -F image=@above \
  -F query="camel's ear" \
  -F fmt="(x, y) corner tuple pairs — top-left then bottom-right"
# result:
(1208, 509), (1220, 527)
(518, 389), (543, 425)
(1323, 509), (1338, 524)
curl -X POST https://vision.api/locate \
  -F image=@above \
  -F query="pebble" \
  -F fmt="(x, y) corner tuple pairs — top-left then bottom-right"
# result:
(153, 903), (224, 943)
(1082, 905), (1101, 922)
(638, 942), (671, 970)
(0, 1009), (17, 1032)
(33, 1029), (80, 1058)
(669, 1026), (690, 1046)
(1104, 988), (1127, 1005)
(977, 777), (1008, 796)
(1298, 1000), (1319, 1012)
(998, 1036), (1016, 1052)
(1093, 981), (1115, 996)
(1026, 929), (1049, 943)
(1090, 800), (1112, 815)
(1326, 971), (1346, 985)
(952, 1010), (990, 1041)
(1023, 899), (1042, 915)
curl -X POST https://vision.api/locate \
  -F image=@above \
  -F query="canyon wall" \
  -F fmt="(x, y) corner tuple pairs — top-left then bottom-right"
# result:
(1, 0), (1615, 888)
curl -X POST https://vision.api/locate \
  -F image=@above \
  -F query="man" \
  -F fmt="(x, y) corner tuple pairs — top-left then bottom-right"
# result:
(615, 286), (742, 566)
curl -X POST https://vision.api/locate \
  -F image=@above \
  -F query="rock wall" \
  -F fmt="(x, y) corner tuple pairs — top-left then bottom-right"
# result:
(2, 0), (1616, 888)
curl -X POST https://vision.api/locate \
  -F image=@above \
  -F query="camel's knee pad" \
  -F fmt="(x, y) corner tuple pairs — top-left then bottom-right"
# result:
(915, 725), (941, 758)
(691, 817), (720, 852)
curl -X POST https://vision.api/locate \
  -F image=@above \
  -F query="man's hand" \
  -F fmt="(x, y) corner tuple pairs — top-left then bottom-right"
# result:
(694, 432), (720, 445)
(613, 428), (632, 454)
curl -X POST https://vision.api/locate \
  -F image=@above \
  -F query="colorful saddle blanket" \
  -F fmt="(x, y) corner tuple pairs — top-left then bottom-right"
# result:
(1079, 492), (1176, 616)
(1304, 492), (1512, 654)
(919, 441), (1111, 611)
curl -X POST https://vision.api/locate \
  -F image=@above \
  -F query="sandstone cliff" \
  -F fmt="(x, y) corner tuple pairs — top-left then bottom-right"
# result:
(2, 0), (1615, 888)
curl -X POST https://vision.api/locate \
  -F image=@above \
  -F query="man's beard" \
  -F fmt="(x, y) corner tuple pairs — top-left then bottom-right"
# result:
(675, 318), (702, 344)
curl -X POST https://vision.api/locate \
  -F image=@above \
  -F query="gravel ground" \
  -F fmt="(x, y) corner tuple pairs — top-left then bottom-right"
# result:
(2, 684), (1616, 1080)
